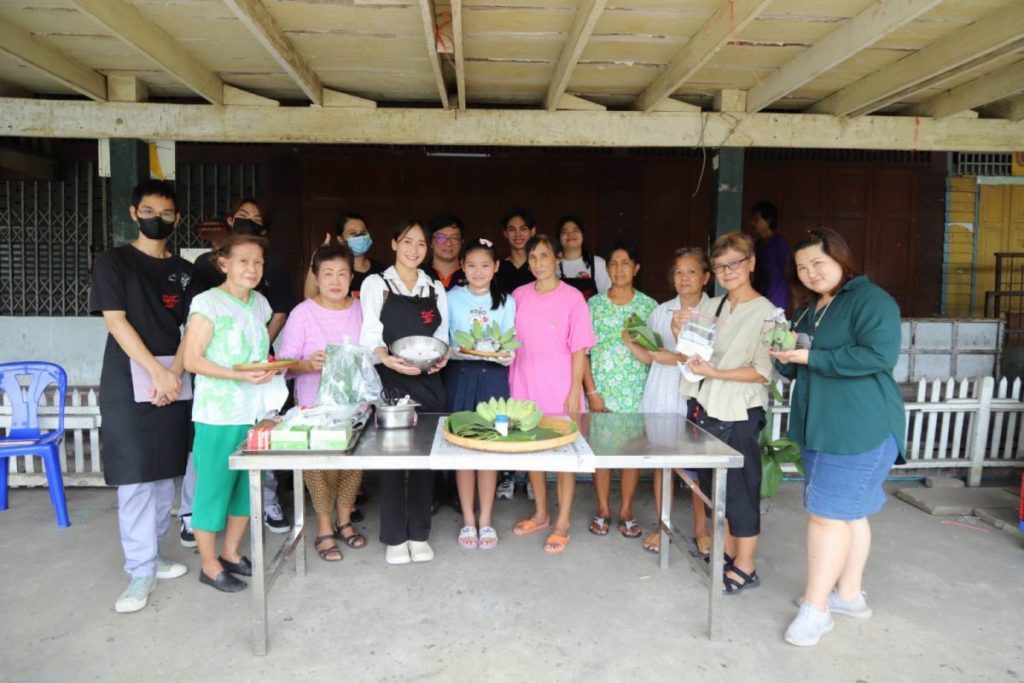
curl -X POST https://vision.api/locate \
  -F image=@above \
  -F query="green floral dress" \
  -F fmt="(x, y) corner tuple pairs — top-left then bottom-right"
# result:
(588, 290), (657, 412)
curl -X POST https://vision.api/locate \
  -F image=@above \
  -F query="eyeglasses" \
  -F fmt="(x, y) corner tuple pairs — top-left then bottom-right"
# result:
(711, 257), (749, 274)
(137, 208), (177, 222)
(434, 234), (461, 245)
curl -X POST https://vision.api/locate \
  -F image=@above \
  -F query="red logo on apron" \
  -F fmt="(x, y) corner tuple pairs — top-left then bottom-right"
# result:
(420, 310), (435, 325)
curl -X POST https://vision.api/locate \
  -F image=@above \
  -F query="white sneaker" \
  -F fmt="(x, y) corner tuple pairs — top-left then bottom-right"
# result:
(115, 576), (157, 614)
(385, 542), (411, 565)
(496, 475), (514, 500)
(526, 480), (535, 501)
(409, 540), (435, 563)
(784, 602), (835, 647)
(795, 589), (873, 620)
(156, 557), (187, 580)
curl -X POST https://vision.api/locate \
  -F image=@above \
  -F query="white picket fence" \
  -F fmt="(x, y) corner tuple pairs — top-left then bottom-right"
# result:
(3, 378), (1024, 488)
(767, 376), (1024, 486)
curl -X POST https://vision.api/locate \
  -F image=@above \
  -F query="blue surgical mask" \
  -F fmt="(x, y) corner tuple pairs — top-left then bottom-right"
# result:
(347, 234), (372, 255)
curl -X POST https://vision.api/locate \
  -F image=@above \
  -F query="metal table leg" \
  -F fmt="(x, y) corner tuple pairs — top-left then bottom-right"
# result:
(658, 467), (671, 569)
(248, 468), (267, 656)
(708, 466), (727, 640)
(293, 469), (306, 578)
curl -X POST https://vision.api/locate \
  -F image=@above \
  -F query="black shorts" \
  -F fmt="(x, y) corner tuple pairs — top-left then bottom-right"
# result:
(689, 399), (766, 538)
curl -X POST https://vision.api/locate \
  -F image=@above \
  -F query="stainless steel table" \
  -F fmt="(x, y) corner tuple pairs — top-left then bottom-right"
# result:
(229, 412), (743, 655)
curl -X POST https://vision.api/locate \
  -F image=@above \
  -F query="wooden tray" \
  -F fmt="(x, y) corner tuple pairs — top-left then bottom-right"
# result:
(442, 416), (578, 453)
(232, 359), (298, 371)
(459, 347), (512, 359)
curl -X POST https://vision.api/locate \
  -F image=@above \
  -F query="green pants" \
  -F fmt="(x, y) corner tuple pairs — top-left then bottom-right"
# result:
(191, 422), (251, 533)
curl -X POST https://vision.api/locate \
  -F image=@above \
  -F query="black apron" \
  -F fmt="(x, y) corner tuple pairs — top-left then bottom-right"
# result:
(559, 260), (598, 300)
(376, 279), (446, 412)
(98, 247), (191, 486)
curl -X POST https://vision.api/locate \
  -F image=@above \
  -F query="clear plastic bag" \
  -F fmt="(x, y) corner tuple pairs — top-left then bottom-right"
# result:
(676, 311), (717, 383)
(316, 342), (383, 407)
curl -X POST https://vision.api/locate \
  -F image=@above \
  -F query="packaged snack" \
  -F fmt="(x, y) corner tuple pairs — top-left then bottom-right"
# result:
(309, 422), (353, 450)
(271, 423), (312, 450)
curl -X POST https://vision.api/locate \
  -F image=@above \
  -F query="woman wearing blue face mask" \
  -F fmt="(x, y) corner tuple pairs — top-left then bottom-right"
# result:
(305, 213), (385, 300)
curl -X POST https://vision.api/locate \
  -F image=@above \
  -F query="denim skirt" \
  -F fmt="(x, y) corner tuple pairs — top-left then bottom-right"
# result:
(802, 434), (899, 520)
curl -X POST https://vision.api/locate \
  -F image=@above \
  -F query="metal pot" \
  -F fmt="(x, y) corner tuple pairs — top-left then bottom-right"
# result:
(375, 403), (418, 429)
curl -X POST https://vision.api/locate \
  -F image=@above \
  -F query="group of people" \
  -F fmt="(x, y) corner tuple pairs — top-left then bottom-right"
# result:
(90, 181), (904, 649)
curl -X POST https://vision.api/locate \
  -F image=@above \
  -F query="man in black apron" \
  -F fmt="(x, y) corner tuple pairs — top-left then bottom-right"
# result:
(375, 278), (446, 561)
(89, 180), (197, 613)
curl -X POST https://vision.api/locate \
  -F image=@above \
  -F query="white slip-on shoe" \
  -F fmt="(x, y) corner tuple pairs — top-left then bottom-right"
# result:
(385, 542), (411, 565)
(784, 602), (835, 647)
(795, 589), (873, 620)
(156, 557), (188, 580)
(409, 540), (435, 563)
(115, 576), (157, 614)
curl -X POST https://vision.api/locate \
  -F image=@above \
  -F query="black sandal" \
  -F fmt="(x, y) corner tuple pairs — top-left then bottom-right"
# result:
(314, 534), (343, 562)
(334, 522), (367, 549)
(723, 566), (760, 595)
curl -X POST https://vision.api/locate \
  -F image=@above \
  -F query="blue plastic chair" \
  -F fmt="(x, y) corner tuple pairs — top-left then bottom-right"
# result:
(0, 362), (70, 527)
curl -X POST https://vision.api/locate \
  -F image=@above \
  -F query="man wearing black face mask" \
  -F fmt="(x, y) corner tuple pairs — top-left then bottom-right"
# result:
(89, 179), (199, 613)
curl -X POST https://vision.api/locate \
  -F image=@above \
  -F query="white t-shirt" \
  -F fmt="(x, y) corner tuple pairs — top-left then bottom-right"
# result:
(558, 255), (611, 294)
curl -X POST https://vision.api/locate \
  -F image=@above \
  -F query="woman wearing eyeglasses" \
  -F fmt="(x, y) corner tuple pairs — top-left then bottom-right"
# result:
(680, 232), (774, 596)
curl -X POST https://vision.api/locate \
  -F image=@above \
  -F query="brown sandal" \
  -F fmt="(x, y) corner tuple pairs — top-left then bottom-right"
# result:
(314, 534), (343, 562)
(334, 522), (367, 549)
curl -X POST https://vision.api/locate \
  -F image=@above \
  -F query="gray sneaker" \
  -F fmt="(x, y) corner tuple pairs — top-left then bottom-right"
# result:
(115, 576), (157, 614)
(784, 602), (835, 647)
(795, 589), (873, 620)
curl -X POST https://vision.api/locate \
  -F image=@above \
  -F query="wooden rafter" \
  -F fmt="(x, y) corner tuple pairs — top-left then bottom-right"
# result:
(69, 0), (224, 104)
(809, 3), (1024, 117)
(222, 0), (323, 105)
(418, 0), (449, 109)
(746, 0), (942, 113)
(632, 0), (772, 113)
(3, 99), (1022, 152)
(451, 0), (466, 110)
(906, 61), (1024, 119)
(0, 15), (106, 101)
(544, 0), (607, 112)
(985, 95), (1024, 122)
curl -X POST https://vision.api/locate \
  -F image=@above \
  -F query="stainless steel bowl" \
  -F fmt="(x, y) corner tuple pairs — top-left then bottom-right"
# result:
(389, 335), (448, 372)
(375, 403), (418, 429)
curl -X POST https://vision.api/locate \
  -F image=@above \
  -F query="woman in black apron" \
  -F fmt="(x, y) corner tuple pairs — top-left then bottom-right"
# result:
(556, 216), (608, 300)
(359, 220), (449, 565)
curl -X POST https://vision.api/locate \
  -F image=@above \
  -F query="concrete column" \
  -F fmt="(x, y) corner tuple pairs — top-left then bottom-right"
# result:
(109, 139), (149, 246)
(711, 147), (744, 241)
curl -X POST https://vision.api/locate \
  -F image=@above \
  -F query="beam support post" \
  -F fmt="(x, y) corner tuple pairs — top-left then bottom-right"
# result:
(712, 148), (745, 240)
(109, 139), (149, 246)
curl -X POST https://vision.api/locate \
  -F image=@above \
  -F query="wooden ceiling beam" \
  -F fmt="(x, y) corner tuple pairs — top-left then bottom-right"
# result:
(632, 0), (772, 113)
(906, 61), (1024, 119)
(417, 0), (449, 109)
(746, 0), (942, 113)
(4, 99), (1023, 152)
(222, 0), (323, 105)
(544, 0), (607, 112)
(984, 95), (1024, 122)
(451, 0), (466, 110)
(0, 15), (106, 101)
(809, 3), (1024, 117)
(69, 0), (224, 105)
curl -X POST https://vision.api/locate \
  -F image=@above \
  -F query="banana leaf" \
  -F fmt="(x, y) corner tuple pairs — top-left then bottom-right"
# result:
(623, 313), (662, 351)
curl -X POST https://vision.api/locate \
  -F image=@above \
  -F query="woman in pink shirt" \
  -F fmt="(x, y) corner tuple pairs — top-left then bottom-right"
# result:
(509, 234), (595, 554)
(277, 243), (365, 562)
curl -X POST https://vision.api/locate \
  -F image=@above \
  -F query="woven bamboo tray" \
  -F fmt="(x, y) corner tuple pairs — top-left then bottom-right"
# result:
(442, 416), (578, 453)
(458, 347), (512, 359)
(233, 359), (298, 371)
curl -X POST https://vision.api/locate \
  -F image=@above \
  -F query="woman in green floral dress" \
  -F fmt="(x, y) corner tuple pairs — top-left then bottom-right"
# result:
(583, 241), (657, 538)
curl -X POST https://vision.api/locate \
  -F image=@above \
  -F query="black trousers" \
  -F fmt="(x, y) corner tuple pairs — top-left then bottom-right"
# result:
(689, 400), (766, 538)
(378, 469), (433, 545)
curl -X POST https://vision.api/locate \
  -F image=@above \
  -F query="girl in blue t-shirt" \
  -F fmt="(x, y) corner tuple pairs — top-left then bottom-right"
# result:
(445, 238), (517, 550)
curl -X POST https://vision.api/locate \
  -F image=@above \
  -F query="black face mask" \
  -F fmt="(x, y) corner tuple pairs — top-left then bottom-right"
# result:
(232, 218), (263, 235)
(138, 216), (175, 240)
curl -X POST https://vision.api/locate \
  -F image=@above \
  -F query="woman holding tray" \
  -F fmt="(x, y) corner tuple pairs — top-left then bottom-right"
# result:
(445, 238), (517, 551)
(509, 234), (595, 554)
(182, 233), (277, 592)
(360, 219), (449, 566)
(278, 242), (367, 562)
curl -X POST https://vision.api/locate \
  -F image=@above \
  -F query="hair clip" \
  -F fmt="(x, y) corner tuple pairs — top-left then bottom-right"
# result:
(479, 238), (493, 247)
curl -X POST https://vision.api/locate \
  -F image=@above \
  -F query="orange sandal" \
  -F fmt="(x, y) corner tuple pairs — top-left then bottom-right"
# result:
(513, 518), (551, 537)
(544, 533), (570, 554)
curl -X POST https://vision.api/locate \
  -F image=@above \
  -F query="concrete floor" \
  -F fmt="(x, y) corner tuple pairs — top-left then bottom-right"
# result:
(1, 481), (1022, 683)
